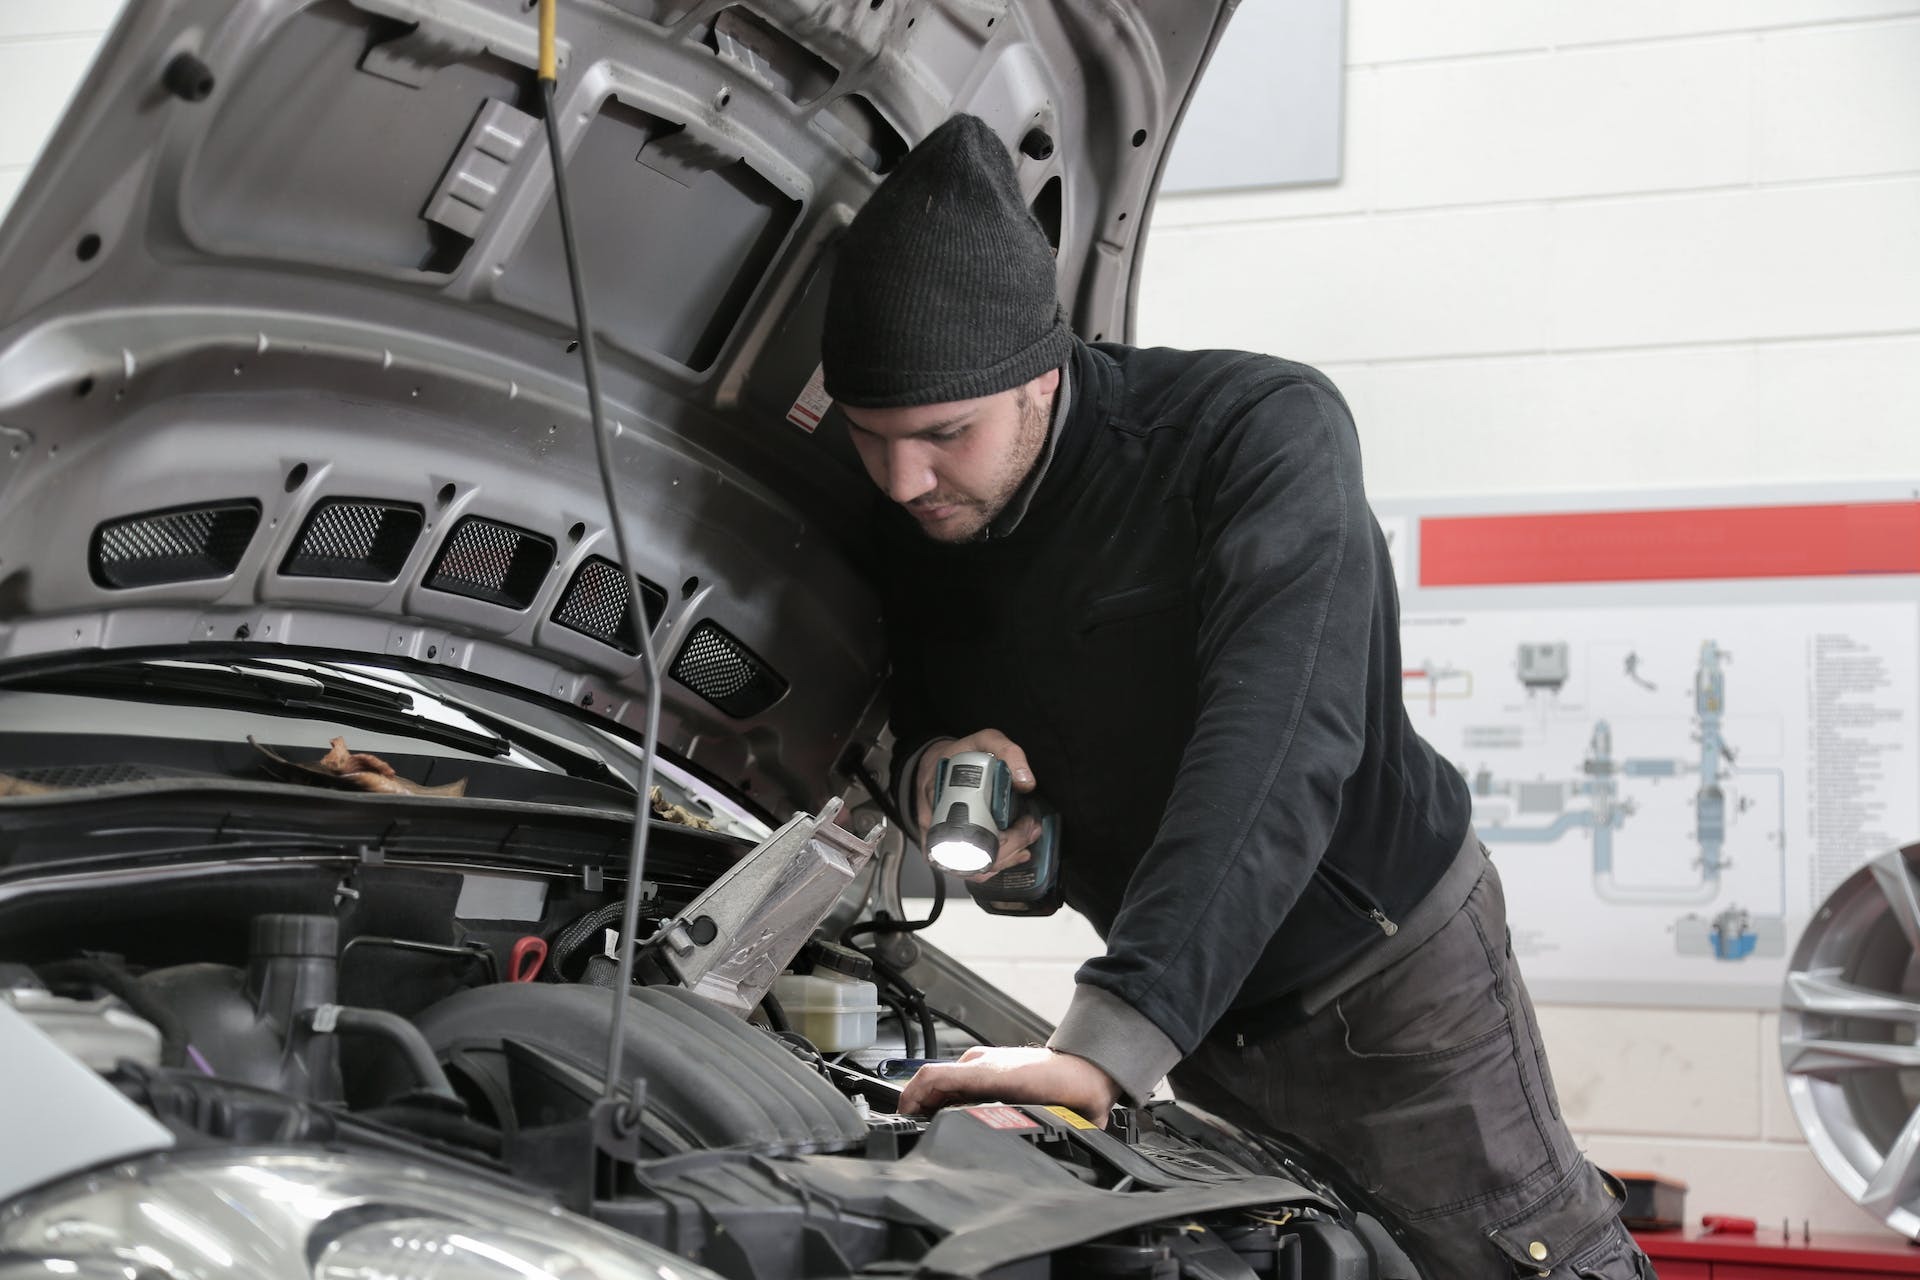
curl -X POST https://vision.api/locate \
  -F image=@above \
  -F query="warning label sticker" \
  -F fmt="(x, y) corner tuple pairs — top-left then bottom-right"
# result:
(1043, 1105), (1097, 1130)
(786, 363), (832, 433)
(965, 1105), (1041, 1132)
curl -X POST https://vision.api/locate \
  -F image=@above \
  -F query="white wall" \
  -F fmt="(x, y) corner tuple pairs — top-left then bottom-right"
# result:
(1140, 1), (1920, 501)
(5, 0), (1918, 1239)
(0, 1), (122, 209)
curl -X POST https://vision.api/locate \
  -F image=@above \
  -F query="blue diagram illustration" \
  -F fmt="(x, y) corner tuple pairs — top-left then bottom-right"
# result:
(1460, 640), (1789, 961)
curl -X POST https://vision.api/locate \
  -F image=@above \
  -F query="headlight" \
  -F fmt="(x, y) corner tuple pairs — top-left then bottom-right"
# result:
(0, 1150), (718, 1280)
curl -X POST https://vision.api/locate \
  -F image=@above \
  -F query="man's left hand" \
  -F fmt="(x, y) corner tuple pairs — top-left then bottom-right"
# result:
(896, 1046), (1120, 1125)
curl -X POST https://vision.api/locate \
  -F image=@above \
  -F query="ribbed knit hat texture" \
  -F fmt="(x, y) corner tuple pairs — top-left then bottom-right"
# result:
(821, 114), (1071, 409)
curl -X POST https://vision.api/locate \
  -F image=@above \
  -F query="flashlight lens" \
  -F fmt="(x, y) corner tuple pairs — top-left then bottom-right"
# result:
(930, 840), (992, 873)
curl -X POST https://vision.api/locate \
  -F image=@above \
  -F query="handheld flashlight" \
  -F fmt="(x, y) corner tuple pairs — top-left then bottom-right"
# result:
(926, 750), (1063, 915)
(926, 751), (1005, 873)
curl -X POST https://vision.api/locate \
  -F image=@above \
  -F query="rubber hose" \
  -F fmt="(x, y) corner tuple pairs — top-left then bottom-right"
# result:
(304, 1005), (457, 1101)
(548, 902), (625, 980)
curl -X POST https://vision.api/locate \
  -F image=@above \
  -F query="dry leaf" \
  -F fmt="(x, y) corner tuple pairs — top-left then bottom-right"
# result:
(319, 738), (400, 778)
(251, 736), (468, 798)
(650, 786), (716, 830)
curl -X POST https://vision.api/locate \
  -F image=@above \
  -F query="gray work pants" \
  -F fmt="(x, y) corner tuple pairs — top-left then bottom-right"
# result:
(1171, 853), (1653, 1279)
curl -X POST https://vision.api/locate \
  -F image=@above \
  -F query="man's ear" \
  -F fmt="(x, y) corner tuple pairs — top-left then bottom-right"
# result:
(1029, 366), (1062, 399)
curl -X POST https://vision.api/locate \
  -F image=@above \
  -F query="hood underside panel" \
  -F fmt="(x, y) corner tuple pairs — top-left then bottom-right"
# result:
(0, 0), (1234, 812)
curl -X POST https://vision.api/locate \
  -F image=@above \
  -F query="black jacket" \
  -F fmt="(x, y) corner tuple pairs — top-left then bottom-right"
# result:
(878, 338), (1472, 1056)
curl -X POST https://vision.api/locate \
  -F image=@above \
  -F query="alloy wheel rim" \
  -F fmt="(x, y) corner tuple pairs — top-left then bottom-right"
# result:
(1782, 842), (1920, 1238)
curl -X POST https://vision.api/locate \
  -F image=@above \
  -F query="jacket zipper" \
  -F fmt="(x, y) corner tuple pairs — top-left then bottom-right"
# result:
(1313, 863), (1399, 937)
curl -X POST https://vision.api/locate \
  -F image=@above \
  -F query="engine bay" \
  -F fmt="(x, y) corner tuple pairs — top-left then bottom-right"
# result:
(0, 788), (1411, 1280)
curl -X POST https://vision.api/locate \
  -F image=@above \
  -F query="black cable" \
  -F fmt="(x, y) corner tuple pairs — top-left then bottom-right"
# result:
(877, 992), (916, 1058)
(837, 753), (996, 1055)
(758, 990), (792, 1035)
(851, 938), (991, 1051)
(847, 755), (912, 841)
(841, 875), (945, 946)
(852, 943), (945, 1060)
(913, 992), (939, 1060)
(539, 62), (665, 1100)
(920, 1004), (994, 1048)
(839, 755), (948, 945)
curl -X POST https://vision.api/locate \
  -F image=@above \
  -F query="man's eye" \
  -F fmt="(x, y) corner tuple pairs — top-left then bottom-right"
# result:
(930, 426), (965, 443)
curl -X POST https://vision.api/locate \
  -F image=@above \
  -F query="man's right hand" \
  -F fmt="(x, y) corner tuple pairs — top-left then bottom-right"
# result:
(915, 729), (1042, 882)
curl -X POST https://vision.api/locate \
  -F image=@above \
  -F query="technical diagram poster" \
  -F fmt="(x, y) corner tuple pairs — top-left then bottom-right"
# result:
(1382, 489), (1920, 1008)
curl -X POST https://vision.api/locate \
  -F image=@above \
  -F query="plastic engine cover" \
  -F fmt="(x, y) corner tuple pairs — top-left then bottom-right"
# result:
(415, 983), (865, 1154)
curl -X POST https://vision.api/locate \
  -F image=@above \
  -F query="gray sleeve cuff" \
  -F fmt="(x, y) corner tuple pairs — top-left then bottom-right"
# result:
(1046, 983), (1183, 1107)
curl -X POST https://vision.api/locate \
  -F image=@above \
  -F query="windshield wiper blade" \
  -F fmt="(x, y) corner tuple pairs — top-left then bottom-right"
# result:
(9, 663), (512, 759)
(227, 661), (417, 713)
(429, 700), (638, 794)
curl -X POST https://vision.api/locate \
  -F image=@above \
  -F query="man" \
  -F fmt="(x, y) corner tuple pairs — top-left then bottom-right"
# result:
(820, 114), (1649, 1280)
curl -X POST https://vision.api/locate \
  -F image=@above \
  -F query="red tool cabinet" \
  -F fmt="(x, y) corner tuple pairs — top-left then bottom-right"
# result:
(1634, 1228), (1920, 1279)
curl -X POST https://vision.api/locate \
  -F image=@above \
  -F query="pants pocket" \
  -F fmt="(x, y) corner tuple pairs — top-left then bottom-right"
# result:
(1487, 1164), (1641, 1278)
(1571, 1222), (1654, 1280)
(1333, 872), (1509, 1059)
(1329, 1012), (1555, 1221)
(1320, 911), (1558, 1220)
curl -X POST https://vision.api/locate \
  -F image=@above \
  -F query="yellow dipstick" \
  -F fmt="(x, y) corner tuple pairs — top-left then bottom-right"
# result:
(538, 0), (558, 83)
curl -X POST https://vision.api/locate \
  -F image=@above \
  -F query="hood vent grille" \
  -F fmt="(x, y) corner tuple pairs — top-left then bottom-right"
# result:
(553, 556), (669, 653)
(670, 620), (788, 718)
(90, 501), (262, 589)
(426, 516), (555, 609)
(282, 499), (424, 581)
(11, 762), (196, 788)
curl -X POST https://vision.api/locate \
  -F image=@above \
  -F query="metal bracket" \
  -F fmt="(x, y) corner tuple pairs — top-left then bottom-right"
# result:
(591, 1077), (649, 1166)
(656, 798), (878, 1015)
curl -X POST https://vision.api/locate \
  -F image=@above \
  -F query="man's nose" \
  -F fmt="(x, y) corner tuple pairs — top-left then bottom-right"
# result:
(885, 442), (937, 505)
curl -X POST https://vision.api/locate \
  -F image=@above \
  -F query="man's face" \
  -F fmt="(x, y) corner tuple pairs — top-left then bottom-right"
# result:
(842, 367), (1060, 543)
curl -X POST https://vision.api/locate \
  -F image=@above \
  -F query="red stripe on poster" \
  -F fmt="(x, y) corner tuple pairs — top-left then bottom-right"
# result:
(1419, 501), (1920, 587)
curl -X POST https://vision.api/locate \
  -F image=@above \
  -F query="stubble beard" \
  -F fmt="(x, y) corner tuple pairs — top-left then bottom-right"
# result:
(908, 387), (1049, 544)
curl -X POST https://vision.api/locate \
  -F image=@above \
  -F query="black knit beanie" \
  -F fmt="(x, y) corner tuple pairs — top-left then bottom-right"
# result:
(822, 114), (1071, 409)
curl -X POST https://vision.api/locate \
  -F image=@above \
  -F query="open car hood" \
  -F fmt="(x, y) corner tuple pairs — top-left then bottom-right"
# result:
(0, 0), (1238, 816)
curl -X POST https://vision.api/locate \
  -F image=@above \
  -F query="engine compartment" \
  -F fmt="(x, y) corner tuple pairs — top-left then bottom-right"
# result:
(0, 798), (1415, 1280)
